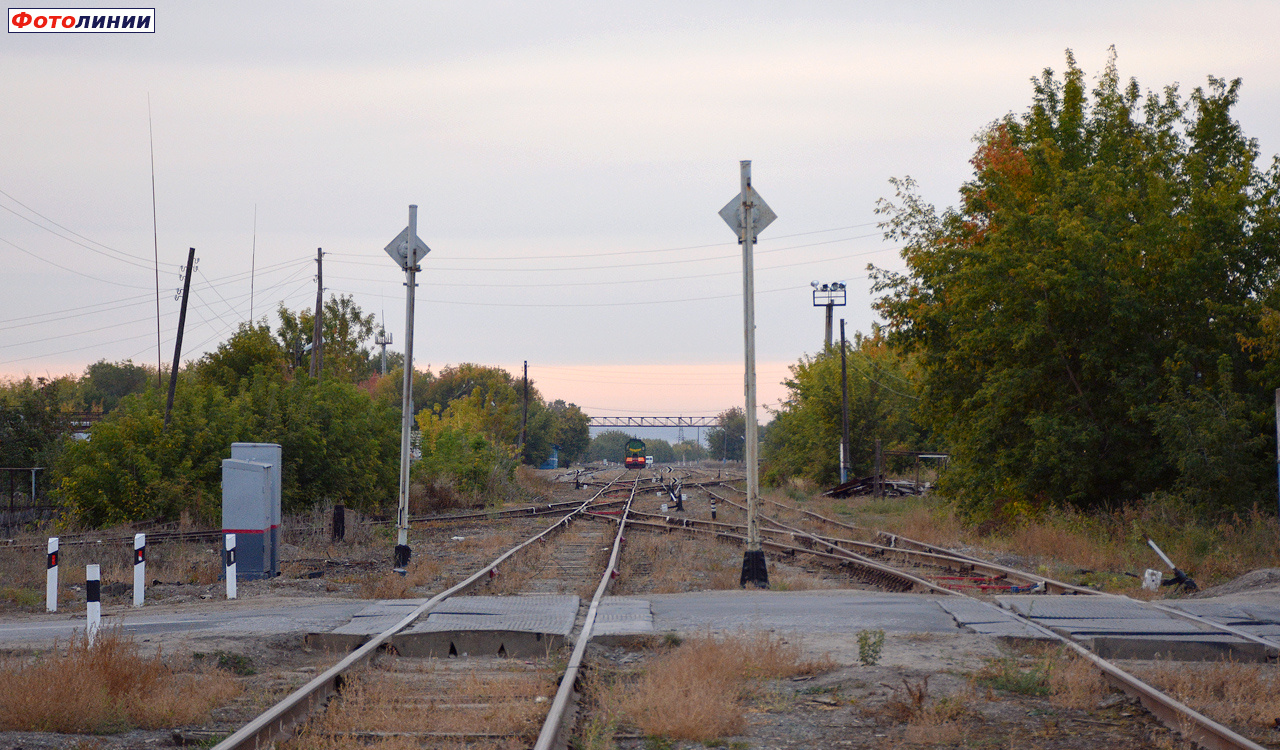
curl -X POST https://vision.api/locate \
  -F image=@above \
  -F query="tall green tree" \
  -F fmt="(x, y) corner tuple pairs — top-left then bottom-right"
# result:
(55, 374), (399, 526)
(763, 332), (923, 487)
(587, 429), (639, 463)
(871, 50), (1280, 517)
(78, 359), (152, 413)
(193, 322), (285, 394)
(547, 399), (590, 467)
(705, 407), (747, 462)
(277, 294), (377, 383)
(0, 377), (69, 476)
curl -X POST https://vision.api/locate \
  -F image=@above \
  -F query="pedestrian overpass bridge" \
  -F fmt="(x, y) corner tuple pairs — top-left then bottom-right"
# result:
(587, 415), (720, 427)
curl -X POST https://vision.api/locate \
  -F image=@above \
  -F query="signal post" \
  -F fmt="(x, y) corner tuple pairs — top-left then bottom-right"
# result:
(720, 161), (775, 589)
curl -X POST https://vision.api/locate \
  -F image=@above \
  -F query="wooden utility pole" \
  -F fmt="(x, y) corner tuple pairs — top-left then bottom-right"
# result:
(164, 248), (195, 427)
(309, 248), (324, 379)
(875, 438), (883, 499)
(518, 361), (529, 454)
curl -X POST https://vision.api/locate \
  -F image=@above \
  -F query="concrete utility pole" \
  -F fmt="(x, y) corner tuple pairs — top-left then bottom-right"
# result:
(840, 319), (850, 484)
(720, 160), (776, 589)
(384, 205), (430, 572)
(164, 248), (196, 428)
(309, 248), (324, 379)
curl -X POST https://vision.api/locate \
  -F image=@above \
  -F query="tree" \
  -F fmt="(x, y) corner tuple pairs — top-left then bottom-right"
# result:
(705, 408), (746, 462)
(870, 50), (1280, 517)
(587, 430), (639, 463)
(78, 359), (152, 413)
(763, 332), (924, 487)
(548, 400), (590, 467)
(370, 366), (435, 413)
(193, 322), (285, 394)
(673, 439), (707, 463)
(277, 294), (377, 382)
(639, 438), (673, 463)
(0, 377), (69, 475)
(55, 373), (400, 526)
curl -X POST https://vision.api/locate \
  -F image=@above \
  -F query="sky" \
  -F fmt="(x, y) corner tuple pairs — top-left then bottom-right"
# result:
(3, 1), (1279, 426)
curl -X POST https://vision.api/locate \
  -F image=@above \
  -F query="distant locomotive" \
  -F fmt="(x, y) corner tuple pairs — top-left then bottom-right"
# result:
(624, 438), (646, 468)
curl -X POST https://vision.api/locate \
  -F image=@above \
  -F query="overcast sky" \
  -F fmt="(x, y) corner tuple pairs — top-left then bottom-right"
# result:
(3, 1), (1278, 419)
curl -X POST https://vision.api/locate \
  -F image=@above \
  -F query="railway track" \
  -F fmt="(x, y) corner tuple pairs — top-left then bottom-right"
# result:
(60, 464), (1265, 749)
(209, 468), (642, 750)
(606, 475), (1273, 750)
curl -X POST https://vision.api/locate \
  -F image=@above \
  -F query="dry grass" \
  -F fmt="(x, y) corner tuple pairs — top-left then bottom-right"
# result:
(1134, 659), (1280, 729)
(593, 632), (833, 742)
(0, 628), (240, 732)
(287, 664), (554, 748)
(902, 694), (970, 745)
(792, 489), (1280, 592)
(1048, 652), (1109, 709)
(613, 530), (744, 594)
(358, 554), (446, 599)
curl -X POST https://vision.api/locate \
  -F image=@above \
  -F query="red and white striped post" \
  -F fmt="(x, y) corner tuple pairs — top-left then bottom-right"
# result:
(133, 533), (145, 607)
(46, 537), (58, 612)
(224, 534), (237, 599)
(86, 564), (101, 646)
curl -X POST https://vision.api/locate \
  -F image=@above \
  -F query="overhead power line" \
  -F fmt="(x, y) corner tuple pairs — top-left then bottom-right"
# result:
(0, 191), (178, 270)
(325, 230), (885, 273)
(322, 221), (881, 263)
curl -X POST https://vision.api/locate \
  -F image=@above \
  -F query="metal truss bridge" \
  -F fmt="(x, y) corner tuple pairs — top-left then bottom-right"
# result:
(588, 415), (719, 428)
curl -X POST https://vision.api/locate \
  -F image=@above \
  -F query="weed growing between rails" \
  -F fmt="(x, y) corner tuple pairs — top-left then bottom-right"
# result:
(588, 632), (834, 743)
(612, 527), (841, 594)
(0, 627), (239, 733)
(285, 660), (557, 749)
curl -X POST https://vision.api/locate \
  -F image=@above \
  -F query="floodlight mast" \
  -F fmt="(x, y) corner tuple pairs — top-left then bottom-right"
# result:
(812, 281), (847, 350)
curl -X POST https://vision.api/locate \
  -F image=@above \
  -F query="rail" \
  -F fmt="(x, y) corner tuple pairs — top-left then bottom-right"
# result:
(209, 475), (630, 750)
(634, 481), (1270, 750)
(533, 466), (639, 748)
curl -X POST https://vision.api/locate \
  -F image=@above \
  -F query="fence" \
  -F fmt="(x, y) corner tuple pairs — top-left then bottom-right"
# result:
(0, 467), (54, 535)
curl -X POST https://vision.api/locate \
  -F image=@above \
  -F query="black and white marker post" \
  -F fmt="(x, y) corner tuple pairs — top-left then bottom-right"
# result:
(46, 536), (58, 612)
(224, 533), (237, 599)
(719, 160), (775, 588)
(133, 533), (145, 607)
(86, 564), (101, 646)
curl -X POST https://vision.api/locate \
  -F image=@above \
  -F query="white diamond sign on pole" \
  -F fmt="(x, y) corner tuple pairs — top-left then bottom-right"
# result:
(721, 160), (773, 589)
(384, 226), (431, 271)
(388, 206), (430, 571)
(719, 186), (776, 239)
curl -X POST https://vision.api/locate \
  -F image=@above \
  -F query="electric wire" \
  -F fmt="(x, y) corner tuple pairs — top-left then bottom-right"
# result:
(0, 292), (155, 328)
(196, 269), (245, 325)
(322, 221), (880, 262)
(0, 187), (176, 267)
(0, 234), (156, 290)
(327, 280), (819, 308)
(322, 232), (887, 273)
(324, 245), (887, 290)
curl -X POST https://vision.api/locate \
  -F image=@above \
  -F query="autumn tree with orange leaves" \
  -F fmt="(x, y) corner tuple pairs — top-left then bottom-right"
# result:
(871, 50), (1280, 518)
